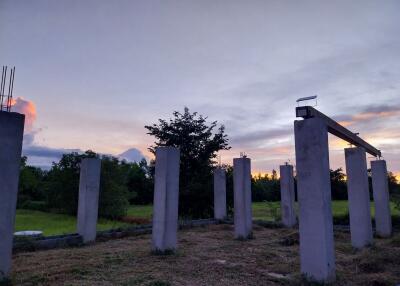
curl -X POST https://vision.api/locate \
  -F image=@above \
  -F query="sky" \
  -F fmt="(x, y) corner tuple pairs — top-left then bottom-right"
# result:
(1, 0), (400, 176)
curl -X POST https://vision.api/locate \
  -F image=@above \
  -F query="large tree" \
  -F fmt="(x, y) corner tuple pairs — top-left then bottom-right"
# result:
(145, 107), (230, 218)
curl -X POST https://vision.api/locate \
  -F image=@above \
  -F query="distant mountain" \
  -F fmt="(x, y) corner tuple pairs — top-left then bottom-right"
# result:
(118, 148), (146, 163)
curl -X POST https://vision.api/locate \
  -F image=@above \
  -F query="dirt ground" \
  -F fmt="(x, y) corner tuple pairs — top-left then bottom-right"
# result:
(10, 224), (400, 286)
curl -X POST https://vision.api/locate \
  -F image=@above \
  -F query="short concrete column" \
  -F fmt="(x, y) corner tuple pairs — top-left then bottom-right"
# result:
(77, 158), (101, 243)
(371, 160), (392, 237)
(0, 111), (25, 280)
(294, 118), (335, 282)
(345, 147), (373, 248)
(152, 147), (180, 253)
(214, 167), (227, 220)
(233, 157), (252, 239)
(279, 164), (296, 227)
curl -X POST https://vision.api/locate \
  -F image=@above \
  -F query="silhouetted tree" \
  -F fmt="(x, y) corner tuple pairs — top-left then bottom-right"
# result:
(330, 168), (347, 200)
(145, 107), (230, 218)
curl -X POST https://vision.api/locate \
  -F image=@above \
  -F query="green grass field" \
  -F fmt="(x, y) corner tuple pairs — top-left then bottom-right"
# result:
(15, 201), (400, 236)
(15, 209), (132, 236)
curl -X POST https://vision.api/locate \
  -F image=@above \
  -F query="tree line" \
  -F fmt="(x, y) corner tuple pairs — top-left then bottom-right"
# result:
(17, 108), (400, 219)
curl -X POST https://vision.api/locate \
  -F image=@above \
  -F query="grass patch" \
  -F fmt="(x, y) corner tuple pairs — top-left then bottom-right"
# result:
(127, 205), (153, 218)
(252, 200), (400, 221)
(15, 209), (131, 236)
(15, 201), (400, 236)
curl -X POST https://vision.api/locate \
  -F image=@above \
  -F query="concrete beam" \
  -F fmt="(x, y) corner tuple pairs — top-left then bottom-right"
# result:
(214, 167), (227, 220)
(296, 106), (381, 157)
(77, 158), (102, 243)
(279, 164), (296, 227)
(371, 160), (392, 237)
(233, 157), (252, 239)
(294, 118), (336, 282)
(345, 147), (373, 248)
(0, 111), (25, 280)
(152, 147), (180, 253)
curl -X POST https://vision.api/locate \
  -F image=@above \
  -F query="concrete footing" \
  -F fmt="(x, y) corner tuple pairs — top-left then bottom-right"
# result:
(294, 118), (336, 282)
(152, 147), (180, 253)
(77, 158), (102, 243)
(233, 157), (252, 239)
(0, 111), (25, 280)
(279, 164), (296, 227)
(214, 167), (227, 220)
(345, 147), (373, 249)
(371, 160), (392, 237)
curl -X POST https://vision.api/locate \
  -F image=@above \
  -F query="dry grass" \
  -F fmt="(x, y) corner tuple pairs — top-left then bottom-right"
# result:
(10, 224), (400, 286)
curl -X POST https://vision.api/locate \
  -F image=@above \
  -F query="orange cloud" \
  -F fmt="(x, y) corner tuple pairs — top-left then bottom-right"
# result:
(10, 97), (37, 132)
(339, 109), (400, 127)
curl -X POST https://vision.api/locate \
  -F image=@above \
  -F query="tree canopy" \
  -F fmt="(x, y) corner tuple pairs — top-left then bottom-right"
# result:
(145, 107), (230, 218)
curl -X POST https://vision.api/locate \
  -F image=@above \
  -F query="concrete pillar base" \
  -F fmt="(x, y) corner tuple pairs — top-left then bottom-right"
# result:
(233, 157), (252, 240)
(371, 160), (392, 238)
(214, 167), (227, 220)
(152, 147), (180, 252)
(77, 158), (102, 243)
(295, 118), (336, 282)
(345, 147), (373, 249)
(279, 164), (297, 227)
(0, 111), (25, 280)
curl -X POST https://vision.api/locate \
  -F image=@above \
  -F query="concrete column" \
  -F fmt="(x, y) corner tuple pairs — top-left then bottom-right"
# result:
(77, 158), (101, 243)
(0, 111), (25, 280)
(279, 164), (296, 227)
(345, 147), (373, 248)
(233, 157), (252, 239)
(152, 147), (180, 253)
(214, 167), (227, 220)
(371, 160), (392, 237)
(294, 118), (335, 282)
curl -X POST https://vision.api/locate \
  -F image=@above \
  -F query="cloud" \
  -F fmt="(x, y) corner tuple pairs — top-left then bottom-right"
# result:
(230, 126), (292, 147)
(11, 97), (37, 132)
(22, 145), (81, 159)
(337, 103), (400, 127)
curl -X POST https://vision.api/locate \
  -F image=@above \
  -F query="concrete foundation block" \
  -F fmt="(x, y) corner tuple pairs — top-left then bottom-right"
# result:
(77, 158), (101, 243)
(345, 147), (373, 249)
(233, 157), (252, 239)
(294, 118), (335, 282)
(279, 164), (296, 227)
(152, 147), (180, 253)
(214, 167), (227, 220)
(371, 160), (392, 237)
(0, 111), (25, 280)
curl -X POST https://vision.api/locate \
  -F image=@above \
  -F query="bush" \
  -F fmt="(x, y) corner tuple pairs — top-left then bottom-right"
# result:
(98, 157), (131, 219)
(43, 151), (131, 219)
(18, 200), (48, 212)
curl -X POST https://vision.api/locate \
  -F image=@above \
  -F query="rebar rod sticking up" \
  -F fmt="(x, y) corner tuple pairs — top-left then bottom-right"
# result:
(0, 66), (15, 112)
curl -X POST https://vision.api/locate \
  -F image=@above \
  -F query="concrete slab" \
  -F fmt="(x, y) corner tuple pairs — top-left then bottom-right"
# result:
(371, 160), (392, 237)
(77, 158), (102, 243)
(294, 118), (335, 282)
(279, 164), (296, 227)
(152, 147), (180, 253)
(233, 157), (252, 239)
(345, 147), (373, 249)
(214, 167), (227, 220)
(0, 111), (25, 280)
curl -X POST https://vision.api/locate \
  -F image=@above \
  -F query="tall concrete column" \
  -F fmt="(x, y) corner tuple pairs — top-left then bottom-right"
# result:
(152, 147), (180, 253)
(279, 164), (296, 227)
(233, 157), (252, 239)
(0, 111), (25, 280)
(77, 158), (101, 243)
(345, 147), (373, 249)
(214, 167), (227, 220)
(294, 118), (335, 282)
(371, 160), (392, 237)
